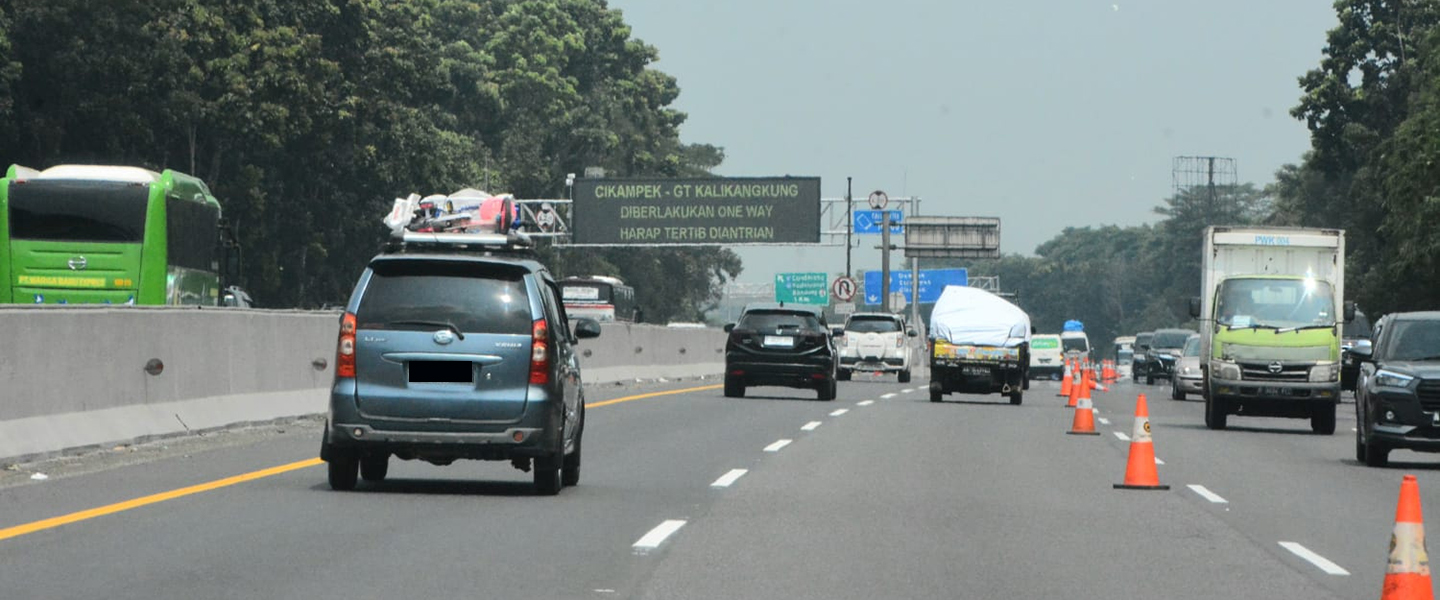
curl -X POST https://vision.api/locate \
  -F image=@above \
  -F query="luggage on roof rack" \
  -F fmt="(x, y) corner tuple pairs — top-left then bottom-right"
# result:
(381, 190), (534, 256)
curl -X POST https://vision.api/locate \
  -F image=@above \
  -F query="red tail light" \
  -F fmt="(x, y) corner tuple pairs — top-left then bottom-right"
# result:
(529, 318), (550, 385)
(336, 312), (357, 378)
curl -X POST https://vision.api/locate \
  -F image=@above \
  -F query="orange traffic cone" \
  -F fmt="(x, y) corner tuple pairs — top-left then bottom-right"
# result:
(1382, 474), (1434, 600)
(1114, 394), (1169, 490)
(1067, 366), (1082, 408)
(1067, 385), (1100, 436)
(1058, 359), (1073, 398)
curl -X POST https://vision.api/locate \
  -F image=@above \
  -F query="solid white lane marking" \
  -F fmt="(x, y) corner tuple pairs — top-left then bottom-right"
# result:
(901, 389), (914, 394)
(1114, 432), (1131, 442)
(1154, 458), (1165, 465)
(1279, 542), (1351, 576)
(764, 439), (793, 452)
(881, 393), (898, 399)
(858, 400), (875, 406)
(1098, 417), (1112, 425)
(1187, 484), (1228, 504)
(830, 409), (849, 416)
(711, 469), (748, 488)
(634, 520), (687, 549)
(801, 421), (822, 431)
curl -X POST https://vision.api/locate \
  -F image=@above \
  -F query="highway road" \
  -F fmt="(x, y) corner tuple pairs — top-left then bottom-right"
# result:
(0, 373), (1433, 599)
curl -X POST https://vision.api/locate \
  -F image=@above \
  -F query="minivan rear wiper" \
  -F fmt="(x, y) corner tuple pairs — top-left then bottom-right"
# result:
(387, 319), (466, 340)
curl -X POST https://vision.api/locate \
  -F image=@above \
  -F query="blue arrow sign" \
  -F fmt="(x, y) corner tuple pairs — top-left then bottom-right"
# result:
(863, 268), (967, 304)
(853, 210), (903, 235)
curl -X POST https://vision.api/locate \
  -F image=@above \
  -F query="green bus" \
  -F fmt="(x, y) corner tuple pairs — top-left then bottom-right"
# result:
(0, 164), (241, 305)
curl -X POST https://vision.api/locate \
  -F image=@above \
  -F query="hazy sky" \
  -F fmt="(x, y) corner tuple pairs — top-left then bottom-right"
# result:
(606, 0), (1340, 284)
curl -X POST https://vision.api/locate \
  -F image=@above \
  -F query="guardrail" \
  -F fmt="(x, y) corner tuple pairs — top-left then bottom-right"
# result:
(0, 307), (724, 462)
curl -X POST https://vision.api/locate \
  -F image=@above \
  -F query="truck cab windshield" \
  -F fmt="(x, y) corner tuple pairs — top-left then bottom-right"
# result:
(1217, 278), (1336, 330)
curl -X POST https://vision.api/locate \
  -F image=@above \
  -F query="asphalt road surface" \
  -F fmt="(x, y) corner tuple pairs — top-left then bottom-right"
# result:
(0, 373), (1432, 599)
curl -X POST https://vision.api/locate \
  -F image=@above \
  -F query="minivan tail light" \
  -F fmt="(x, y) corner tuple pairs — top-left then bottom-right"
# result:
(337, 312), (357, 378)
(530, 318), (550, 385)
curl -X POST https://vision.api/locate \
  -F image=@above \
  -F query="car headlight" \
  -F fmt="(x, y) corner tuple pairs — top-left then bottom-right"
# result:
(1212, 361), (1241, 380)
(1308, 362), (1339, 383)
(1180, 366), (1197, 376)
(1375, 369), (1415, 388)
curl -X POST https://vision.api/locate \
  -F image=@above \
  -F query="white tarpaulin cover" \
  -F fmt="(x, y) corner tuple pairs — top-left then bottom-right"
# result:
(928, 285), (1032, 347)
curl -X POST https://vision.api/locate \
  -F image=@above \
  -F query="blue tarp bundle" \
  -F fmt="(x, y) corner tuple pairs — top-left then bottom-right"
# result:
(1063, 319), (1084, 332)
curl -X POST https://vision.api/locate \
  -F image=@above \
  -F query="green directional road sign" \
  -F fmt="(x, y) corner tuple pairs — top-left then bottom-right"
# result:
(774, 272), (829, 305)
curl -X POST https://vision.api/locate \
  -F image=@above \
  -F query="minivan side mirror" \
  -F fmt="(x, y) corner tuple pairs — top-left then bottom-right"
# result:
(723, 323), (736, 333)
(831, 327), (845, 338)
(1188, 297), (1201, 319)
(1343, 301), (1356, 323)
(907, 328), (917, 337)
(573, 318), (602, 340)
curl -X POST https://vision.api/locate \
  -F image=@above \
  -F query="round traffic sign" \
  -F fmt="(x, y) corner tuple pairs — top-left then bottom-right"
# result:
(867, 190), (889, 210)
(831, 276), (857, 302)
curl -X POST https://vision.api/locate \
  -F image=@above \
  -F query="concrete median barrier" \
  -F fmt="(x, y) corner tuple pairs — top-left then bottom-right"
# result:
(0, 307), (725, 462)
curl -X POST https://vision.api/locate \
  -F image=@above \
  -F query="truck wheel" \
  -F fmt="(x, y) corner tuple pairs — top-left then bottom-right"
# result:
(929, 382), (943, 403)
(898, 369), (911, 383)
(1009, 389), (1023, 405)
(837, 369), (852, 381)
(723, 376), (745, 398)
(1311, 403), (1336, 435)
(1204, 395), (1228, 430)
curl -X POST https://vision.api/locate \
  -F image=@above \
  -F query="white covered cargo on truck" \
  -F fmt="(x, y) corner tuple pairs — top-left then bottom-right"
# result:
(929, 286), (1030, 347)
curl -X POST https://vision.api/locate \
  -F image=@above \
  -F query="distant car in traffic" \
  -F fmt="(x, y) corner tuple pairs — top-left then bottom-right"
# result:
(724, 303), (841, 400)
(1171, 334), (1202, 400)
(836, 312), (916, 382)
(1131, 331), (1154, 383)
(1140, 328), (1195, 384)
(1342, 308), (1373, 392)
(1353, 312), (1440, 467)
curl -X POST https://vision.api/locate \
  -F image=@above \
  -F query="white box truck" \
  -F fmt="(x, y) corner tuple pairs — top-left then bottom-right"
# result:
(1189, 226), (1355, 433)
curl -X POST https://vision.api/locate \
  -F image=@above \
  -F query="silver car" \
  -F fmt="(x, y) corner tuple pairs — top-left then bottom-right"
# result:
(1171, 334), (1203, 400)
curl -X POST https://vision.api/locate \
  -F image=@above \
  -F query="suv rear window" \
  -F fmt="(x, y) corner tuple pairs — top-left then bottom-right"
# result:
(846, 316), (901, 333)
(1152, 331), (1191, 349)
(356, 261), (532, 334)
(1062, 337), (1088, 353)
(740, 310), (821, 333)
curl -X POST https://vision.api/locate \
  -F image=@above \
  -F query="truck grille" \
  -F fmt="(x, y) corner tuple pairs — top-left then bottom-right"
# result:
(1418, 380), (1440, 412)
(1238, 362), (1309, 382)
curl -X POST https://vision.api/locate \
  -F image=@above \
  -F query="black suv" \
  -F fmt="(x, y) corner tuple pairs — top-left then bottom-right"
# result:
(1139, 328), (1196, 384)
(1342, 308), (1373, 392)
(321, 229), (601, 494)
(724, 304), (842, 400)
(1130, 331), (1154, 382)
(1353, 312), (1440, 467)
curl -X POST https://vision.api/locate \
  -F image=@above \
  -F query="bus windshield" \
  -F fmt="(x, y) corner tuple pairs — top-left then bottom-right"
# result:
(8, 180), (149, 242)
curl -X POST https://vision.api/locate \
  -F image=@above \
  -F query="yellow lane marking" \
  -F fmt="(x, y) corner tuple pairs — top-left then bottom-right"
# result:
(1, 383), (721, 542)
(0, 458), (323, 542)
(586, 383), (723, 408)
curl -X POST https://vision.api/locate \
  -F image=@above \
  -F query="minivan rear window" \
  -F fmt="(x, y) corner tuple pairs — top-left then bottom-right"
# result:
(356, 261), (532, 335)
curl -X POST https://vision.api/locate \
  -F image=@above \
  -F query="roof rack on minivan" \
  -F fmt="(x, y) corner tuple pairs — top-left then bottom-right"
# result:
(383, 229), (535, 255)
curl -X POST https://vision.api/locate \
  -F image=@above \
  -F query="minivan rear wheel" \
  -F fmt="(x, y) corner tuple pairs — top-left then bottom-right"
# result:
(534, 455), (562, 495)
(562, 429), (582, 487)
(328, 453), (359, 491)
(360, 454), (389, 482)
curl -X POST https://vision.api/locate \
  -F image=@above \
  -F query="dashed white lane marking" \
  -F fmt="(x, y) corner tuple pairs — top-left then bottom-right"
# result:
(1187, 484), (1229, 504)
(633, 520), (687, 550)
(801, 421), (823, 431)
(881, 393), (898, 399)
(901, 389), (914, 394)
(830, 409), (849, 416)
(1154, 458), (1165, 465)
(1098, 417), (1112, 425)
(1278, 542), (1351, 576)
(858, 400), (875, 406)
(1114, 432), (1131, 442)
(764, 439), (793, 452)
(711, 469), (748, 488)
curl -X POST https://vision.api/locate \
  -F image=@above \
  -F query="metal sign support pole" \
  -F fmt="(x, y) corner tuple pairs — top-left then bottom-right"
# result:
(881, 211), (892, 312)
(845, 177), (853, 278)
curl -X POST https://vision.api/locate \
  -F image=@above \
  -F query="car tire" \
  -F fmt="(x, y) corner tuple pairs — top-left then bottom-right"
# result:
(327, 453), (359, 491)
(723, 376), (745, 398)
(1204, 395), (1228, 430)
(837, 369), (852, 381)
(1171, 380), (1184, 401)
(817, 378), (837, 401)
(898, 369), (911, 383)
(929, 382), (943, 403)
(1354, 421), (1368, 463)
(1009, 389), (1023, 405)
(1311, 403), (1337, 435)
(1364, 438), (1390, 467)
(562, 415), (583, 487)
(1145, 373), (1155, 385)
(534, 455), (562, 496)
(360, 454), (389, 482)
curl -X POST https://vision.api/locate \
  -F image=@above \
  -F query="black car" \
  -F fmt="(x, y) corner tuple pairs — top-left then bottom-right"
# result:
(1354, 312), (1440, 467)
(1342, 308), (1373, 391)
(724, 304), (842, 400)
(1139, 328), (1196, 384)
(1130, 331), (1154, 383)
(321, 227), (601, 495)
